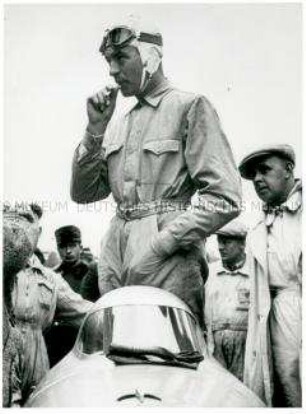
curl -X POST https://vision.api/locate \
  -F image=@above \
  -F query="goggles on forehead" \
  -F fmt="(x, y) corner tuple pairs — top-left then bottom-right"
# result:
(99, 25), (163, 55)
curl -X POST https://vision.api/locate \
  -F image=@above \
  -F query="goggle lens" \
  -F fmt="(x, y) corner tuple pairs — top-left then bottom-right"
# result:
(109, 27), (134, 46)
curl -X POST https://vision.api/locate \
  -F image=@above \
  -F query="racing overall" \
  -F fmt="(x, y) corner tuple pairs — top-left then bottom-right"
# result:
(71, 79), (241, 325)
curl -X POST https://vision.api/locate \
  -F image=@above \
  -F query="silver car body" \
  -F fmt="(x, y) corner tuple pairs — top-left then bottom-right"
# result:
(26, 286), (264, 407)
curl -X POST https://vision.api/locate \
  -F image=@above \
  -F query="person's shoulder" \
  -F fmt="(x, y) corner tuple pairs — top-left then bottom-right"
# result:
(168, 86), (204, 104)
(34, 262), (60, 286)
(164, 88), (216, 121)
(27, 254), (56, 281)
(170, 85), (214, 104)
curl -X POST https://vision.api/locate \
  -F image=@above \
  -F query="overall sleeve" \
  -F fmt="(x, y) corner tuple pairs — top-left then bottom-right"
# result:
(70, 131), (111, 204)
(54, 272), (93, 327)
(152, 95), (242, 256)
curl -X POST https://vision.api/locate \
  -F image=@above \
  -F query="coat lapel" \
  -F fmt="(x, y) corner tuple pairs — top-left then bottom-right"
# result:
(249, 219), (268, 273)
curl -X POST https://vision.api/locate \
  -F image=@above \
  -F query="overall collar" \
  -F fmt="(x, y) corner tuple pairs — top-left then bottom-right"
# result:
(125, 78), (172, 114)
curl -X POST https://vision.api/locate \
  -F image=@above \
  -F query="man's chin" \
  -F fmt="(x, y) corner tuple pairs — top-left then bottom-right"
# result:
(255, 188), (271, 203)
(63, 258), (77, 265)
(120, 88), (134, 97)
(120, 83), (140, 97)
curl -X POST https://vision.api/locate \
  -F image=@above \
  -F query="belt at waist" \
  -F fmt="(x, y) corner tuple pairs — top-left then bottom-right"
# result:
(211, 322), (248, 332)
(116, 199), (190, 221)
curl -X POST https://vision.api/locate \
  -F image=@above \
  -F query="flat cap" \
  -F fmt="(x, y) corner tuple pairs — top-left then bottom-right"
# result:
(239, 144), (295, 180)
(216, 219), (248, 239)
(55, 225), (81, 246)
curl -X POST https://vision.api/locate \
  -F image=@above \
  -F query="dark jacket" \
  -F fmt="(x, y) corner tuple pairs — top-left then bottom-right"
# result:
(80, 261), (100, 302)
(54, 260), (89, 294)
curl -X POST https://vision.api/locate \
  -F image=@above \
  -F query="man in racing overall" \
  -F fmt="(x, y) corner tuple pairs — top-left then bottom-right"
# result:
(71, 17), (241, 326)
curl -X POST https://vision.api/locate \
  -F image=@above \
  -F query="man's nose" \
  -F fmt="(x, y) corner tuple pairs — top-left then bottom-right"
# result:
(109, 61), (120, 77)
(254, 170), (263, 183)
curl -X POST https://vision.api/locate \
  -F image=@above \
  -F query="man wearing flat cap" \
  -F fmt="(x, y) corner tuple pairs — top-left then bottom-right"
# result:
(45, 225), (97, 367)
(205, 218), (250, 382)
(239, 145), (302, 407)
(71, 15), (241, 326)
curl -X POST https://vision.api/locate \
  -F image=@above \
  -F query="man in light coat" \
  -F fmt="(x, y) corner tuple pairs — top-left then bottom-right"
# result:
(71, 17), (241, 326)
(239, 145), (302, 407)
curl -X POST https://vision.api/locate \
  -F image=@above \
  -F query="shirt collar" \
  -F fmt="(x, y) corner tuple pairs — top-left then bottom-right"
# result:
(216, 258), (249, 277)
(126, 78), (172, 114)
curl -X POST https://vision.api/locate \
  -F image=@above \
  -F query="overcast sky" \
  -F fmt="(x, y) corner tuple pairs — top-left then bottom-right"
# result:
(4, 3), (302, 255)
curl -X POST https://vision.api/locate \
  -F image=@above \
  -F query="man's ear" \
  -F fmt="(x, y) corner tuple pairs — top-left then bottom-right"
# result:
(285, 161), (294, 177)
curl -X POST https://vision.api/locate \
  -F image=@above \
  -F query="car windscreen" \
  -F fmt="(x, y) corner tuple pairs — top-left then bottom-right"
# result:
(77, 305), (204, 356)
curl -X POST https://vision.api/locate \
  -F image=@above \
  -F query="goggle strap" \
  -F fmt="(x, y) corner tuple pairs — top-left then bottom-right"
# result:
(138, 32), (163, 47)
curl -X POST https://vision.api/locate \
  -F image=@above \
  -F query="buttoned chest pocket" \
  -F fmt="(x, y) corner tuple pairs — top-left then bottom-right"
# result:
(236, 288), (250, 311)
(142, 139), (181, 186)
(143, 139), (179, 155)
(38, 280), (54, 310)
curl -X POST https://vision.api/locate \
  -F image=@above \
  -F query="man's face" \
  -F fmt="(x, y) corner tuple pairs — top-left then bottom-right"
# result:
(58, 242), (82, 265)
(251, 155), (291, 205)
(104, 45), (143, 96)
(217, 235), (245, 265)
